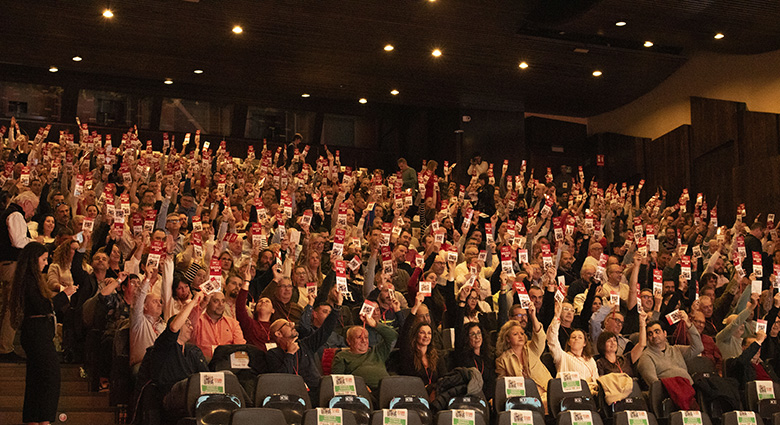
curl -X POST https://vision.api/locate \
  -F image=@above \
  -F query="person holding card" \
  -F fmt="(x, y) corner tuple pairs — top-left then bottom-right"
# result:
(636, 314), (702, 385)
(716, 291), (760, 359)
(266, 289), (343, 402)
(731, 329), (779, 387)
(187, 291), (246, 361)
(596, 309), (647, 377)
(495, 302), (551, 407)
(331, 311), (398, 394)
(548, 301), (600, 393)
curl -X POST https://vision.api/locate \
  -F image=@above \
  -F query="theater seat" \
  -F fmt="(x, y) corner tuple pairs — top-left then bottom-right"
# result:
(254, 374), (311, 425)
(447, 394), (489, 424)
(319, 375), (373, 425)
(495, 377), (544, 416)
(614, 411), (659, 425)
(303, 408), (358, 425)
(182, 372), (247, 425)
(547, 378), (596, 418)
(370, 410), (424, 425)
(434, 410), (487, 425)
(496, 410), (545, 425)
(230, 407), (288, 425)
(598, 379), (646, 419)
(379, 376), (432, 425)
(686, 356), (715, 377)
(557, 410), (605, 425)
(747, 381), (780, 422)
(650, 381), (678, 420)
(669, 411), (713, 425)
(723, 411), (764, 425)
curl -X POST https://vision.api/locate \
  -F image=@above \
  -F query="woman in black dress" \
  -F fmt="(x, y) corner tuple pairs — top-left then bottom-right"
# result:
(9, 242), (59, 425)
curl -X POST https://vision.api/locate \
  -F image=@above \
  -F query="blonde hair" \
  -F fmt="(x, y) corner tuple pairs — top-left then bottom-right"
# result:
(496, 320), (523, 354)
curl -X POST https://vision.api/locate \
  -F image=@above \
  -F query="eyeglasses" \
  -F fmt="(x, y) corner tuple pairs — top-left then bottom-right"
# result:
(562, 306), (573, 312)
(468, 332), (482, 338)
(514, 313), (527, 318)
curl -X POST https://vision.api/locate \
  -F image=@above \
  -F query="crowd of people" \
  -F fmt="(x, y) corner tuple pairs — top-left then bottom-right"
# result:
(0, 116), (779, 424)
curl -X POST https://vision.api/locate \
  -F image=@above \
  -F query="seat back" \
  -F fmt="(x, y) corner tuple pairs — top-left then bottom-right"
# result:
(686, 357), (716, 376)
(614, 411), (660, 425)
(723, 411), (764, 425)
(379, 376), (429, 408)
(447, 395), (489, 424)
(747, 381), (780, 417)
(496, 410), (545, 425)
(230, 408), (288, 425)
(601, 380), (646, 417)
(541, 352), (557, 377)
(547, 378), (593, 418)
(370, 410), (424, 425)
(195, 393), (242, 425)
(255, 374), (312, 425)
(303, 408), (358, 425)
(210, 345), (266, 400)
(495, 377), (543, 414)
(650, 380), (677, 420)
(187, 371), (247, 417)
(319, 375), (373, 409)
(670, 411), (714, 425)
(557, 410), (605, 425)
(434, 410), (487, 425)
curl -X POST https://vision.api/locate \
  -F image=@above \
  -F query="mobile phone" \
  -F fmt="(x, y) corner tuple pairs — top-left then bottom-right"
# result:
(75, 232), (84, 244)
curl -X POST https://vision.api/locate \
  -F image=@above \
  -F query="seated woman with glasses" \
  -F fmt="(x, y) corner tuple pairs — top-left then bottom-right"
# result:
(548, 300), (600, 393)
(453, 321), (496, 404)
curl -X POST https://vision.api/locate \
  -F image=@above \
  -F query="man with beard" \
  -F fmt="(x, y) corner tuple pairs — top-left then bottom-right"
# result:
(247, 248), (275, 302)
(188, 291), (246, 360)
(222, 275), (241, 318)
(637, 315), (702, 385)
(557, 250), (577, 286)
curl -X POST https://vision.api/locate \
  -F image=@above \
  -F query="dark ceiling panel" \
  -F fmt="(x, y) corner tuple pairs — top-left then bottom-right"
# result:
(0, 0), (776, 116)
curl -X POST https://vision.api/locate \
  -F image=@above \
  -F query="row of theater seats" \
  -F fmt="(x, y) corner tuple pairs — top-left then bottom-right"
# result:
(149, 369), (780, 425)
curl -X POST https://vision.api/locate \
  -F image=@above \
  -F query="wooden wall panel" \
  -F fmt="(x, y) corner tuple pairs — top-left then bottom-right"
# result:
(691, 143), (735, 224)
(739, 111), (780, 165)
(594, 132), (648, 185)
(690, 97), (742, 160)
(732, 155), (780, 222)
(643, 125), (691, 202)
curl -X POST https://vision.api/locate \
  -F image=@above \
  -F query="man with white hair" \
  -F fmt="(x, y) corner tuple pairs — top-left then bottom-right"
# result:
(331, 312), (398, 393)
(0, 190), (38, 361)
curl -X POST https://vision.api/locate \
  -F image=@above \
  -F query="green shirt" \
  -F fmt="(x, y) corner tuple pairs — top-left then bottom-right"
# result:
(331, 323), (398, 390)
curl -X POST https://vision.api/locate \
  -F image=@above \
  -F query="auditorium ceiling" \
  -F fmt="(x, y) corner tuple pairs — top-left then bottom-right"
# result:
(2, 0), (780, 116)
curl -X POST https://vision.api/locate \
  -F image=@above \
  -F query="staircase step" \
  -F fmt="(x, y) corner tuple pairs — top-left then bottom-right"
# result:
(0, 379), (90, 393)
(0, 407), (117, 425)
(0, 393), (109, 409)
(0, 363), (87, 381)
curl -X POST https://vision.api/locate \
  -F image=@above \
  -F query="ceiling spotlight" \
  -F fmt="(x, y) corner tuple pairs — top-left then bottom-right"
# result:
(359, 98), (368, 104)
(519, 61), (529, 69)
(301, 93), (310, 98)
(232, 25), (243, 34)
(390, 90), (399, 95)
(432, 49), (442, 57)
(615, 21), (626, 26)
(714, 33), (725, 39)
(644, 41), (654, 47)
(384, 44), (394, 52)
(72, 56), (83, 62)
(164, 78), (173, 85)
(48, 66), (59, 73)
(103, 9), (114, 18)
(193, 69), (204, 74)
(592, 70), (603, 77)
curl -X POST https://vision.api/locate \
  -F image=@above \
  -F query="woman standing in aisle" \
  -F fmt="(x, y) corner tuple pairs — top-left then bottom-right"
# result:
(9, 242), (59, 425)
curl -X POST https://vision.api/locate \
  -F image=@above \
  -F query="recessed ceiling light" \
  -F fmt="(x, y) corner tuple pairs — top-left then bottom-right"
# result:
(644, 41), (654, 47)
(384, 44), (394, 52)
(72, 56), (82, 62)
(193, 69), (204, 74)
(301, 93), (310, 98)
(714, 33), (725, 39)
(359, 98), (368, 104)
(232, 25), (243, 34)
(592, 70), (603, 77)
(164, 78), (173, 85)
(103, 9), (114, 18)
(432, 49), (442, 57)
(615, 21), (626, 26)
(519, 61), (529, 69)
(390, 90), (399, 95)
(49, 66), (58, 73)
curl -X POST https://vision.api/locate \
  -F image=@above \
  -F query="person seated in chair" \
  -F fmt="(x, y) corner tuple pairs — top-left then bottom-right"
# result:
(331, 311), (398, 393)
(636, 313), (703, 385)
(731, 330), (779, 387)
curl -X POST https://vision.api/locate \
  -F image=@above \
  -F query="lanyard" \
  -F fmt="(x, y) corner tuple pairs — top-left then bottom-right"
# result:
(473, 357), (484, 374)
